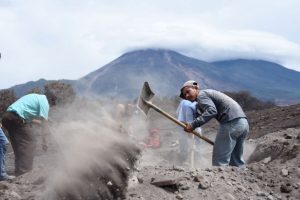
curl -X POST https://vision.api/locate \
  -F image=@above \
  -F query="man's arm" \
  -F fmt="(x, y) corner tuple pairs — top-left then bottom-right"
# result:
(32, 118), (50, 151)
(188, 94), (218, 131)
(41, 120), (51, 151)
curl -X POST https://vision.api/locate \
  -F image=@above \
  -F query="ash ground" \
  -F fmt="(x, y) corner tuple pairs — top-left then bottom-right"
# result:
(125, 104), (300, 200)
(0, 104), (300, 200)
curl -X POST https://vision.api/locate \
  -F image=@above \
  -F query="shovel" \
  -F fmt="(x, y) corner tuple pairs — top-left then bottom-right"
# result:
(137, 82), (214, 146)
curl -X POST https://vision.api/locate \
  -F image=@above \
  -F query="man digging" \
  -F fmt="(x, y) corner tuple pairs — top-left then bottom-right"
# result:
(1, 91), (56, 176)
(179, 80), (249, 167)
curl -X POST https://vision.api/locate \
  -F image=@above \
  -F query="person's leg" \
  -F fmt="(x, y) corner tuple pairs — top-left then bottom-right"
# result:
(0, 144), (6, 180)
(212, 122), (236, 166)
(13, 124), (37, 176)
(2, 112), (20, 175)
(0, 127), (8, 179)
(2, 113), (37, 176)
(229, 118), (249, 167)
(177, 100), (195, 165)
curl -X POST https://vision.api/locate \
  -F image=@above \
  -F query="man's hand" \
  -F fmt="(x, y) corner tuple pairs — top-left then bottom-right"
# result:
(183, 123), (193, 133)
(31, 119), (43, 125)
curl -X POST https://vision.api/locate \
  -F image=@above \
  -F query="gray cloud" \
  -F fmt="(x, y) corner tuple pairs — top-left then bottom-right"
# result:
(1, 0), (300, 88)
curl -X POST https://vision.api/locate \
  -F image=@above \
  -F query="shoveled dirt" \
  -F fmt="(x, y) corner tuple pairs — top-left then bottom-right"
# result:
(0, 103), (299, 200)
(247, 104), (300, 139)
(124, 104), (300, 200)
(126, 128), (300, 200)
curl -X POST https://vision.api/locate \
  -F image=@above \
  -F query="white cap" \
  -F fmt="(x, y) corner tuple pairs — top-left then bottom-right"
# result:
(179, 80), (198, 98)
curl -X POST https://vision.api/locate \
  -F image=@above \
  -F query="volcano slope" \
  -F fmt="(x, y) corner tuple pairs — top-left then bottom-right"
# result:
(0, 103), (299, 200)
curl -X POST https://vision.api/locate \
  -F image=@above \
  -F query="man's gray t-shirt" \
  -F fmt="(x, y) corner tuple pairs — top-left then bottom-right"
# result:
(191, 89), (246, 129)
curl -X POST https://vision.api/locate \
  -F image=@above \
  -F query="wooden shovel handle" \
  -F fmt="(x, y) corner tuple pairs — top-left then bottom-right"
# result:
(145, 100), (214, 146)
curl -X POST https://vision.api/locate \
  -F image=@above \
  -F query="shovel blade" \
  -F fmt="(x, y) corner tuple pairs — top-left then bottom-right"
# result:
(137, 81), (155, 115)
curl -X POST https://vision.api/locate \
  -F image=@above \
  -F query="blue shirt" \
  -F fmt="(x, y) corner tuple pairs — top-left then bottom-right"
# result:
(177, 100), (201, 133)
(7, 94), (49, 122)
(177, 100), (197, 123)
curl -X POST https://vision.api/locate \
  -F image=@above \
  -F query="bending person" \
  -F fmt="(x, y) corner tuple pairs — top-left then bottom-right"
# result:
(1, 93), (56, 176)
(179, 80), (249, 167)
(176, 99), (201, 166)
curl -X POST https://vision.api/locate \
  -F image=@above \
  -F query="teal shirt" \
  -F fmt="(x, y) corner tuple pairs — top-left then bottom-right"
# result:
(7, 94), (49, 122)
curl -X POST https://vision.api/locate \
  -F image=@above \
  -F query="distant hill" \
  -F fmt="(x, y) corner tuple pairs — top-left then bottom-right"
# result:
(77, 49), (237, 99)
(7, 49), (300, 104)
(11, 79), (76, 97)
(12, 79), (48, 97)
(212, 59), (300, 103)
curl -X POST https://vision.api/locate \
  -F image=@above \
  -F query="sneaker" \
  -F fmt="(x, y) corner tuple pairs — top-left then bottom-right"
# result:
(0, 175), (15, 181)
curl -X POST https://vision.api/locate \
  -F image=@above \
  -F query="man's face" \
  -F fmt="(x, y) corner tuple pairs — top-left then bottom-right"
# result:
(182, 86), (198, 101)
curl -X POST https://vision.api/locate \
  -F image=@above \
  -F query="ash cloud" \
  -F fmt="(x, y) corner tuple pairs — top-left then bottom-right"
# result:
(38, 98), (141, 199)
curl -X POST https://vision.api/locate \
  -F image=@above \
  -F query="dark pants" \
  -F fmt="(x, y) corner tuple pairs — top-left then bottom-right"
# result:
(1, 112), (37, 176)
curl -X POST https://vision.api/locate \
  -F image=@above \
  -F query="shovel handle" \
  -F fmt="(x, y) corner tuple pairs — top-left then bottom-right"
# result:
(145, 100), (214, 146)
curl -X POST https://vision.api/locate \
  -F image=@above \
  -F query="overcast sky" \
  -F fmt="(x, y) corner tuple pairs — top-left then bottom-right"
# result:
(1, 0), (300, 89)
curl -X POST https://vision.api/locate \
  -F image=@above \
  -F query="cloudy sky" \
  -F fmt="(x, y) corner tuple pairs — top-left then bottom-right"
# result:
(1, 0), (300, 89)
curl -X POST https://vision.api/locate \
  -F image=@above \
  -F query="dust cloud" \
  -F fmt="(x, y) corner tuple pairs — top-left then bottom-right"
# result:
(244, 141), (257, 162)
(37, 98), (142, 199)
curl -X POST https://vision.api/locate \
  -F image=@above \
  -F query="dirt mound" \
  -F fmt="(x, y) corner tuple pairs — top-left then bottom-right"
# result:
(0, 141), (140, 200)
(124, 104), (300, 200)
(45, 142), (140, 200)
(248, 129), (300, 163)
(126, 128), (300, 200)
(247, 103), (300, 139)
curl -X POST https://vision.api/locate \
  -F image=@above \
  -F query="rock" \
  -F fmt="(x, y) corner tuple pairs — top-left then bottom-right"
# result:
(137, 176), (143, 183)
(175, 193), (183, 199)
(107, 181), (113, 186)
(257, 172), (264, 180)
(280, 183), (292, 193)
(282, 141), (289, 145)
(193, 175), (204, 182)
(198, 179), (210, 190)
(218, 167), (224, 172)
(205, 168), (212, 172)
(256, 191), (266, 196)
(284, 133), (293, 139)
(263, 157), (271, 164)
(237, 185), (246, 192)
(129, 193), (137, 197)
(180, 185), (190, 190)
(151, 178), (178, 189)
(0, 182), (9, 190)
(173, 166), (185, 172)
(267, 195), (274, 200)
(281, 169), (289, 176)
